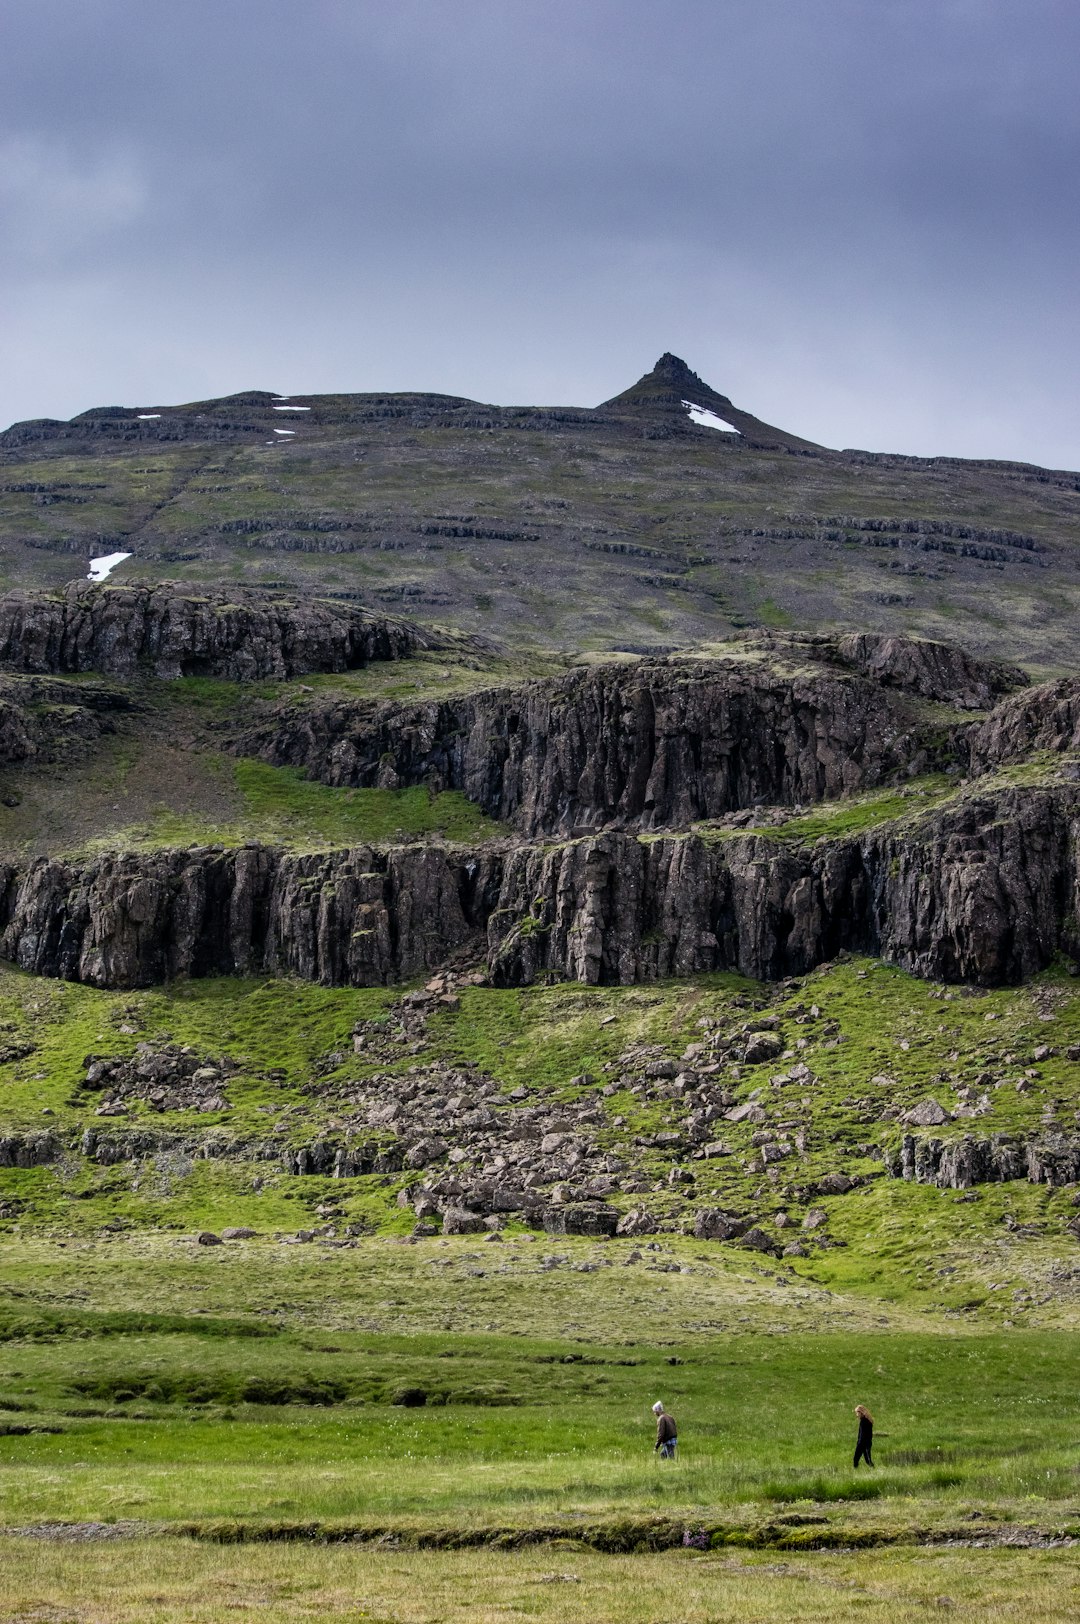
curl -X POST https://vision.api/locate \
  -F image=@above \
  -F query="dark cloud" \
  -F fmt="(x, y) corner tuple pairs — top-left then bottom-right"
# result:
(2, 0), (1077, 464)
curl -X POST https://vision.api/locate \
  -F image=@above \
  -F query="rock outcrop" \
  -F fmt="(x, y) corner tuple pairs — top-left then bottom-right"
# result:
(0, 781), (1074, 991)
(966, 676), (1080, 773)
(0, 844), (501, 989)
(0, 675), (135, 766)
(486, 784), (1074, 987)
(836, 632), (1025, 710)
(0, 583), (438, 681)
(239, 636), (996, 837)
(888, 1130), (1080, 1189)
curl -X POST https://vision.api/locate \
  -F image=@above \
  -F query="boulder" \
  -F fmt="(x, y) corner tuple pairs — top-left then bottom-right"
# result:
(902, 1097), (951, 1128)
(404, 1138), (448, 1169)
(740, 1226), (781, 1256)
(544, 1203), (619, 1237)
(488, 1185), (531, 1213)
(441, 1205), (485, 1235)
(693, 1209), (748, 1242)
(725, 1101), (767, 1125)
(743, 1032), (784, 1065)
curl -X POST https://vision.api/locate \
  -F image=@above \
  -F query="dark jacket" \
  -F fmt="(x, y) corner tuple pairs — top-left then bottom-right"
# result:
(655, 1411), (677, 1448)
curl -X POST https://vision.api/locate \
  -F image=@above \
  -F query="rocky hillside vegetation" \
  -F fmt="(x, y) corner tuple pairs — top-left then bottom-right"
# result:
(0, 359), (1079, 1277)
(0, 573), (1076, 1265)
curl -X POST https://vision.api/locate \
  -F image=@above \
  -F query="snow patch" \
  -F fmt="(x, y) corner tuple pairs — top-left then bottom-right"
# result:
(273, 405), (310, 412)
(682, 400), (740, 434)
(135, 414), (161, 420)
(87, 551), (132, 583)
(274, 429), (296, 437)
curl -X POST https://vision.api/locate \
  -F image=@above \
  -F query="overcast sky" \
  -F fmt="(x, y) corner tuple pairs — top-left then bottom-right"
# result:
(2, 1), (1077, 466)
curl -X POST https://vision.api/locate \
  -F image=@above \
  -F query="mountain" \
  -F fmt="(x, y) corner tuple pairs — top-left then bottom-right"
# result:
(2, 352), (1078, 1487)
(1, 355), (1078, 666)
(599, 350), (822, 450)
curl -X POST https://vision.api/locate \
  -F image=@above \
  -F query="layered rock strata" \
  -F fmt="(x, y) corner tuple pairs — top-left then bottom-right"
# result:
(0, 782), (1073, 990)
(241, 633), (1021, 838)
(0, 583), (437, 680)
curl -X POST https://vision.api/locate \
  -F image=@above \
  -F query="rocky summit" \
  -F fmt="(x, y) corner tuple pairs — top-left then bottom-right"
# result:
(0, 357), (1079, 1271)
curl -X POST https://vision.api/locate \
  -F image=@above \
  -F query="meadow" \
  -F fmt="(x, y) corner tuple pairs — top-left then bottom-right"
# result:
(1, 1233), (1078, 1535)
(3, 955), (1080, 1616)
(2, 1240), (1080, 1619)
(2, 1540), (1077, 1623)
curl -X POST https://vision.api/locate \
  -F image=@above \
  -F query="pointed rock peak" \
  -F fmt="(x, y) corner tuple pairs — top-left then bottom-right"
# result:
(601, 354), (735, 417)
(651, 352), (730, 399)
(599, 354), (824, 453)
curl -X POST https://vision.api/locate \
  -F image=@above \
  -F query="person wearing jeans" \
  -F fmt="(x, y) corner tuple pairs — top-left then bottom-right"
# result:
(653, 1400), (677, 1459)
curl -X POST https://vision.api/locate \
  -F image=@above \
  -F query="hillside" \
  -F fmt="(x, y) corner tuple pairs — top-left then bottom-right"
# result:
(2, 365), (1080, 1590)
(2, 355), (1079, 667)
(0, 586), (1078, 1243)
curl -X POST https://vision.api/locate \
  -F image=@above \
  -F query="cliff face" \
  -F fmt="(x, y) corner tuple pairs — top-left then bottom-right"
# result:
(486, 785), (1075, 988)
(966, 676), (1080, 772)
(0, 844), (502, 988)
(0, 783), (1073, 991)
(888, 1130), (1080, 1189)
(0, 612), (1066, 996)
(0, 583), (437, 680)
(240, 635), (1013, 838)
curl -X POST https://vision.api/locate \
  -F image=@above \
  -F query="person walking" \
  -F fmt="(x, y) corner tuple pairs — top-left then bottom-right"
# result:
(653, 1400), (677, 1459)
(853, 1404), (874, 1468)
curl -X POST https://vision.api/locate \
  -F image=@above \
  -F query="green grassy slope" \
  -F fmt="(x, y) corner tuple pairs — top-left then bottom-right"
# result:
(0, 656), (521, 858)
(2, 957), (1080, 1318)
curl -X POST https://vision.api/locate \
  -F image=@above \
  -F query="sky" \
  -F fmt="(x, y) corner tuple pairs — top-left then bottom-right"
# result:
(1, 0), (1078, 467)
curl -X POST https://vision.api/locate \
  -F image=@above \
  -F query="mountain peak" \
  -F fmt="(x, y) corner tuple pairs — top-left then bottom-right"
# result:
(652, 351), (718, 388)
(599, 354), (823, 452)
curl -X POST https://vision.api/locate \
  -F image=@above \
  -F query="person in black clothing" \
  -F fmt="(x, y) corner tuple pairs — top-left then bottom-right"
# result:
(853, 1404), (874, 1468)
(652, 1400), (677, 1459)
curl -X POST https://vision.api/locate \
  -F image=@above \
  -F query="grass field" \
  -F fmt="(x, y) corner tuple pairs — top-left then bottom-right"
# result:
(3, 955), (1080, 1614)
(1, 1541), (1077, 1623)
(1, 1235), (1078, 1532)
(1, 1242), (1080, 1618)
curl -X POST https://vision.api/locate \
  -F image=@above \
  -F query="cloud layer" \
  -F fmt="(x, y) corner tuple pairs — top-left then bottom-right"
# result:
(2, 0), (1077, 465)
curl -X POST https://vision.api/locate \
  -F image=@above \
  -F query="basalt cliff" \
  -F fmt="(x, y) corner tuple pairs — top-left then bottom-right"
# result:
(0, 582), (1076, 996)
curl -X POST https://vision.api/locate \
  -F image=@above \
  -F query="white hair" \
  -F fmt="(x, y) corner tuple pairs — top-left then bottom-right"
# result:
(652, 1401), (664, 1413)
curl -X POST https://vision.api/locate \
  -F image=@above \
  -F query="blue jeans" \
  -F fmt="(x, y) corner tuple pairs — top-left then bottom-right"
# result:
(659, 1438), (677, 1459)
